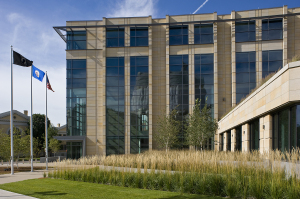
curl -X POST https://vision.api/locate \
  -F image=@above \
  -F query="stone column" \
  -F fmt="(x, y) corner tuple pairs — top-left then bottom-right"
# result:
(231, 129), (236, 152)
(213, 12), (218, 120)
(242, 123), (250, 152)
(283, 5), (288, 66)
(166, 15), (170, 114)
(224, 132), (228, 151)
(231, 11), (236, 106)
(148, 15), (153, 151)
(260, 115), (272, 153)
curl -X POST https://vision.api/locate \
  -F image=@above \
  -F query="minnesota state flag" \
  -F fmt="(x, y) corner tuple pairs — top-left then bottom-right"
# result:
(32, 65), (45, 82)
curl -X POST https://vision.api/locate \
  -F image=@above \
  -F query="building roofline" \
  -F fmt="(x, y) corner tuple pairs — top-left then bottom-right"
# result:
(0, 110), (30, 120)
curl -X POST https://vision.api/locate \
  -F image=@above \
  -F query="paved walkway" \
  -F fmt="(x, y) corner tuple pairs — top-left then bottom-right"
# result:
(0, 189), (38, 198)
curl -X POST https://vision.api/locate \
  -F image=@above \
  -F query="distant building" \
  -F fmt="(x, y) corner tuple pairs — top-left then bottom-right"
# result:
(0, 110), (29, 134)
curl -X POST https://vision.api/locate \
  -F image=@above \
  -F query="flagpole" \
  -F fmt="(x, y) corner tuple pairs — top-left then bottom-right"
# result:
(45, 72), (48, 170)
(10, 45), (14, 175)
(30, 64), (33, 172)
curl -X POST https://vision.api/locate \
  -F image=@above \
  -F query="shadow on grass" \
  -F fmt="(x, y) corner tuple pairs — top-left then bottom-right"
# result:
(33, 191), (67, 196)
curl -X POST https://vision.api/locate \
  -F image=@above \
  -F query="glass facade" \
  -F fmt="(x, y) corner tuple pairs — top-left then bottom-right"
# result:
(235, 21), (256, 42)
(262, 18), (283, 40)
(250, 119), (259, 150)
(169, 25), (188, 45)
(194, 24), (213, 44)
(130, 56), (149, 154)
(273, 105), (300, 152)
(130, 27), (148, 46)
(195, 54), (214, 114)
(262, 50), (283, 78)
(106, 57), (125, 155)
(106, 28), (125, 47)
(66, 142), (82, 159)
(67, 31), (86, 50)
(235, 126), (242, 151)
(227, 132), (231, 151)
(236, 52), (256, 103)
(169, 55), (189, 148)
(66, 60), (86, 136)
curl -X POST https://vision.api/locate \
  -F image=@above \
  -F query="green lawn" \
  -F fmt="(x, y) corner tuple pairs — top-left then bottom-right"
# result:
(0, 178), (223, 199)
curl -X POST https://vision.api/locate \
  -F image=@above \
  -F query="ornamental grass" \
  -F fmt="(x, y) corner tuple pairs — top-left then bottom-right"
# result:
(50, 149), (300, 198)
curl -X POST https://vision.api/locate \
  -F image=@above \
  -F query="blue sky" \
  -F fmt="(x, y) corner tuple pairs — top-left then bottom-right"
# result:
(0, 0), (299, 126)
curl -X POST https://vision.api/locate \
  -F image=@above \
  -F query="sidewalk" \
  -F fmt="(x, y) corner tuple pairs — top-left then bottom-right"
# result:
(0, 189), (38, 198)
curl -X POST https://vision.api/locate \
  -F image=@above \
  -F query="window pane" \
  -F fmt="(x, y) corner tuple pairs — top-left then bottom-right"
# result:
(250, 72), (256, 83)
(269, 30), (282, 40)
(249, 62), (256, 72)
(269, 50), (283, 61)
(262, 51), (268, 61)
(170, 26), (182, 35)
(72, 60), (86, 69)
(182, 35), (188, 44)
(194, 25), (200, 34)
(67, 69), (72, 78)
(72, 69), (86, 78)
(262, 31), (268, 40)
(136, 66), (148, 74)
(170, 65), (182, 73)
(202, 84), (214, 94)
(201, 54), (214, 64)
(72, 79), (86, 88)
(170, 55), (182, 65)
(135, 27), (148, 36)
(236, 73), (249, 83)
(72, 31), (86, 40)
(130, 37), (136, 46)
(169, 36), (181, 45)
(136, 37), (148, 46)
(106, 58), (119, 67)
(107, 38), (118, 47)
(262, 20), (269, 30)
(195, 65), (200, 74)
(236, 32), (249, 42)
(236, 83), (249, 93)
(236, 93), (247, 103)
(67, 79), (72, 88)
(236, 62), (249, 73)
(119, 38), (124, 47)
(200, 24), (213, 34)
(201, 64), (214, 74)
(107, 77), (119, 87)
(269, 19), (282, 29)
(201, 74), (214, 84)
(136, 57), (148, 66)
(236, 52), (249, 63)
(249, 21), (256, 31)
(269, 61), (282, 72)
(249, 32), (256, 41)
(194, 35), (200, 44)
(106, 29), (119, 38)
(236, 22), (248, 32)
(106, 87), (118, 96)
(72, 88), (86, 98)
(106, 67), (119, 76)
(201, 34), (213, 44)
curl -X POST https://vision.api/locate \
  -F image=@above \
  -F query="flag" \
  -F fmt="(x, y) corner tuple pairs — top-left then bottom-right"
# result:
(32, 65), (45, 82)
(13, 51), (33, 67)
(47, 75), (54, 92)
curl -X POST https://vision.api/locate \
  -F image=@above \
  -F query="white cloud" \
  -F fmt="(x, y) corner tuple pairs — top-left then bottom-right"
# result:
(0, 12), (66, 126)
(108, 0), (157, 18)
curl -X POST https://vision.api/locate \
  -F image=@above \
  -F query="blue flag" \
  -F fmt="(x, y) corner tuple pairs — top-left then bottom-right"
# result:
(32, 65), (45, 82)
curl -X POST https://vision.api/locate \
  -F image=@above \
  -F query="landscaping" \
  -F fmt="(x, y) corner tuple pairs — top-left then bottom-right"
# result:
(0, 178), (222, 199)
(50, 150), (300, 199)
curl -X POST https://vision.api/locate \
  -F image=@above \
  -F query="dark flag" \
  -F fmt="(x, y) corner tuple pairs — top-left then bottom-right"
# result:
(47, 75), (54, 92)
(13, 51), (33, 67)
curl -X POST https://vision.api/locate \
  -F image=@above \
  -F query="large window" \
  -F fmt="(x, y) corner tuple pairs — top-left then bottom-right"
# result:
(273, 105), (300, 152)
(106, 28), (125, 47)
(66, 142), (82, 159)
(169, 25), (188, 45)
(235, 21), (255, 42)
(194, 24), (213, 44)
(130, 27), (148, 47)
(227, 132), (231, 151)
(236, 52), (256, 104)
(262, 18), (283, 40)
(169, 55), (189, 148)
(130, 56), (149, 154)
(262, 50), (283, 78)
(66, 60), (86, 136)
(250, 119), (259, 151)
(106, 57), (125, 155)
(195, 54), (214, 114)
(67, 31), (86, 50)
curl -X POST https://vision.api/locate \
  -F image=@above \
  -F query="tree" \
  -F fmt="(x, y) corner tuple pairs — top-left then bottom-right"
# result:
(13, 127), (30, 160)
(185, 99), (218, 150)
(48, 125), (58, 141)
(0, 130), (10, 161)
(154, 108), (181, 152)
(49, 139), (61, 156)
(33, 137), (41, 158)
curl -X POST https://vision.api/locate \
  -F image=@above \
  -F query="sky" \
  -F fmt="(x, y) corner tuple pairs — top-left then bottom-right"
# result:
(0, 0), (299, 126)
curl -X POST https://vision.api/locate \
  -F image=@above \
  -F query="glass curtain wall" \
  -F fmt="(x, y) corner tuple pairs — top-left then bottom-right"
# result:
(250, 119), (259, 150)
(130, 56), (149, 154)
(194, 24), (213, 44)
(106, 57), (125, 155)
(262, 50), (283, 78)
(236, 52), (256, 103)
(169, 55), (189, 148)
(169, 25), (188, 45)
(66, 31), (86, 50)
(66, 142), (82, 159)
(195, 54), (214, 115)
(66, 60), (86, 136)
(273, 105), (300, 152)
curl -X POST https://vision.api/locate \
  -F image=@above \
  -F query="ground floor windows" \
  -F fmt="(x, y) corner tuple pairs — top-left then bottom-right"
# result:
(227, 132), (231, 151)
(250, 119), (259, 150)
(236, 126), (242, 151)
(66, 142), (82, 159)
(273, 105), (300, 152)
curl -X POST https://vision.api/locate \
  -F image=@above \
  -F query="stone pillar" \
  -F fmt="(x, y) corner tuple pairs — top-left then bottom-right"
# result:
(260, 115), (272, 153)
(231, 129), (236, 152)
(166, 15), (170, 114)
(224, 132), (228, 151)
(242, 123), (250, 152)
(148, 15), (153, 151)
(283, 5), (288, 66)
(213, 12), (218, 120)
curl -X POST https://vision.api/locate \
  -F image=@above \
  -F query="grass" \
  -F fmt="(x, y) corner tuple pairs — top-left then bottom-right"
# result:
(0, 178), (223, 199)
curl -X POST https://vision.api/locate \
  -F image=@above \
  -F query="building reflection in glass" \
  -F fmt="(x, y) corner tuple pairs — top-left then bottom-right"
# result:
(130, 56), (149, 154)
